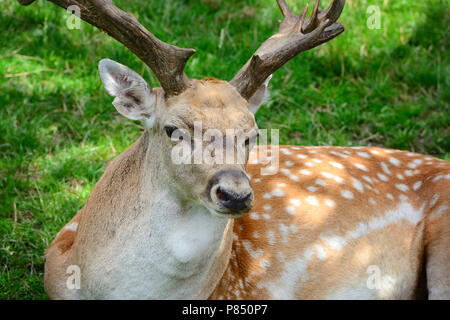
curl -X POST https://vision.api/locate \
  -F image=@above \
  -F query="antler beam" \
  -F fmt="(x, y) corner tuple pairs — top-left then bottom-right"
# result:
(230, 0), (345, 100)
(17, 0), (196, 97)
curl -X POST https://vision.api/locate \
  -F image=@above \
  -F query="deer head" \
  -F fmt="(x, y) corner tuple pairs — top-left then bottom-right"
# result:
(18, 0), (345, 218)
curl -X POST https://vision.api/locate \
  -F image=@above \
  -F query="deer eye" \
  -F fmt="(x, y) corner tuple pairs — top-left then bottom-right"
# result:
(164, 126), (179, 139)
(245, 132), (259, 148)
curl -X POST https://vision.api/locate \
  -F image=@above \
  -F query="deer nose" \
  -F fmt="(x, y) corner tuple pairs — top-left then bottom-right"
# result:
(216, 188), (252, 212)
(207, 169), (254, 214)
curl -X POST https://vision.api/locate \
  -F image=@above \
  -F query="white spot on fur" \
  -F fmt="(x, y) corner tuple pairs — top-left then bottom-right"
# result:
(306, 196), (319, 206)
(329, 161), (344, 169)
(250, 212), (260, 220)
(290, 224), (298, 233)
(407, 162), (418, 169)
(285, 206), (296, 215)
(404, 170), (413, 177)
(357, 152), (371, 158)
(351, 178), (364, 193)
(321, 172), (333, 179)
(279, 224), (289, 243)
(300, 169), (312, 175)
(396, 184), (409, 192)
(330, 150), (348, 158)
(430, 205), (448, 219)
(315, 179), (326, 186)
(389, 158), (400, 166)
(314, 244), (327, 261)
(354, 163), (368, 172)
(413, 181), (422, 191)
(325, 199), (336, 208)
(341, 190), (354, 200)
(272, 189), (285, 197)
(261, 166), (277, 175)
(321, 172), (344, 184)
(362, 176), (373, 184)
(430, 194), (440, 208)
(333, 176), (345, 184)
(321, 234), (347, 251)
(381, 162), (391, 175)
(242, 240), (263, 259)
(285, 160), (294, 167)
(267, 230), (276, 245)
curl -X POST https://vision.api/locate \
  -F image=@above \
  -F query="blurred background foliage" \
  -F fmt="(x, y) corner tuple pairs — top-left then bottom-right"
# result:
(0, 0), (449, 298)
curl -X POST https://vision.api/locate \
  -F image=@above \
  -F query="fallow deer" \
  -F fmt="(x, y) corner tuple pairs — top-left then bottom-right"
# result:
(18, 0), (449, 299)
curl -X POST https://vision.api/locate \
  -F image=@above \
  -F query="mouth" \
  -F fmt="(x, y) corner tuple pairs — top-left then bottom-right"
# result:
(205, 206), (246, 219)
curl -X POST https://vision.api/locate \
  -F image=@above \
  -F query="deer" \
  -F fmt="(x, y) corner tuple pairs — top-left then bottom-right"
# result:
(17, 0), (449, 300)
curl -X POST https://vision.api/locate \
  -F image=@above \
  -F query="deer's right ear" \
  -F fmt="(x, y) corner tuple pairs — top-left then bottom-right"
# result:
(98, 59), (157, 125)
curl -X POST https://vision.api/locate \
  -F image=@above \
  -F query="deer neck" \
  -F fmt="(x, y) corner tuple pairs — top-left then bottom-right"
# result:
(140, 190), (234, 299)
(77, 131), (234, 299)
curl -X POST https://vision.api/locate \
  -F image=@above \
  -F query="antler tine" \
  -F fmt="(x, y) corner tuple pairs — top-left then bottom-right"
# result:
(17, 0), (196, 97)
(295, 4), (309, 33)
(277, 0), (295, 18)
(303, 0), (320, 33)
(319, 0), (345, 25)
(230, 0), (345, 100)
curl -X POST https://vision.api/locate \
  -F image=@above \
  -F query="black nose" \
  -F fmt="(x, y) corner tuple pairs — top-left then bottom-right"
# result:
(216, 187), (252, 212)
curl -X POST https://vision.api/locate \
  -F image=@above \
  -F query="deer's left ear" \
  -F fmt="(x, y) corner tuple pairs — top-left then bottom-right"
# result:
(248, 75), (272, 114)
(98, 59), (157, 125)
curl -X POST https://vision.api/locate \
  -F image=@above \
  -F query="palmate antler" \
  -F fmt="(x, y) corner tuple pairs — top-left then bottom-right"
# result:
(17, 0), (196, 97)
(230, 0), (346, 100)
(18, 0), (345, 100)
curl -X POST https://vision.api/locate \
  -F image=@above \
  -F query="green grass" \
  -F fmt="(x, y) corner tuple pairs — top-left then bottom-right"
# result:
(0, 0), (449, 299)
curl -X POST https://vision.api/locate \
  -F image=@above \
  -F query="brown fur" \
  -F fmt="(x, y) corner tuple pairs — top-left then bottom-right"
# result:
(209, 146), (449, 299)
(46, 143), (449, 299)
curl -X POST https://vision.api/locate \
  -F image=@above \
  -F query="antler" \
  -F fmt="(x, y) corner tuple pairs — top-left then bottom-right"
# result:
(17, 0), (196, 97)
(230, 0), (345, 100)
